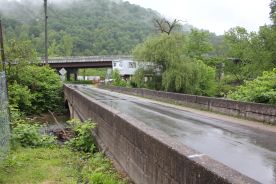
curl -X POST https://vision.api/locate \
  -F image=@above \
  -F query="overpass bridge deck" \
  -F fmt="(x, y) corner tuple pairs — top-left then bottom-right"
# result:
(41, 55), (132, 64)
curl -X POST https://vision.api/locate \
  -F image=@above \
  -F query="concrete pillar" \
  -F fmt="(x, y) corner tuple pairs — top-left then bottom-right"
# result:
(65, 68), (78, 81)
(66, 69), (71, 81)
(66, 68), (79, 81)
(73, 69), (78, 81)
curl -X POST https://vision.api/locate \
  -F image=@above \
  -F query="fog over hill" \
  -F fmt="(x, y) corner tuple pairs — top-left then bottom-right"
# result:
(0, 0), (195, 56)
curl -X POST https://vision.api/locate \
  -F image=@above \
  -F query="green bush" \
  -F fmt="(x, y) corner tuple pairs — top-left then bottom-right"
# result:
(112, 69), (127, 87)
(162, 60), (217, 96)
(66, 119), (96, 153)
(89, 172), (124, 184)
(228, 69), (276, 104)
(82, 153), (127, 184)
(12, 123), (56, 148)
(131, 68), (146, 88)
(16, 65), (63, 114)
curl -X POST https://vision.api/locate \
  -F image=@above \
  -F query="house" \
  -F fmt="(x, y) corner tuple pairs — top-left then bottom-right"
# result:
(112, 59), (138, 78)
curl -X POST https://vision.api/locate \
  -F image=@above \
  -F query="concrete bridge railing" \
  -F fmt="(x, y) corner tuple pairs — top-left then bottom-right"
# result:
(99, 85), (276, 124)
(64, 85), (258, 184)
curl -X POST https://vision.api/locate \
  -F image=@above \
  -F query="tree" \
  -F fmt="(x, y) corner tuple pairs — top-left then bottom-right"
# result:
(2, 0), (158, 56)
(162, 59), (217, 96)
(48, 39), (60, 57)
(133, 34), (187, 70)
(153, 17), (181, 35)
(63, 34), (73, 56)
(224, 26), (275, 83)
(5, 40), (37, 81)
(187, 29), (213, 58)
(133, 33), (217, 96)
(270, 0), (276, 24)
(5, 40), (62, 115)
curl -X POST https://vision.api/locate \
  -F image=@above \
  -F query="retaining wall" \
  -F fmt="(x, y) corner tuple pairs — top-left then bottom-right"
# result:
(64, 85), (258, 184)
(99, 85), (276, 124)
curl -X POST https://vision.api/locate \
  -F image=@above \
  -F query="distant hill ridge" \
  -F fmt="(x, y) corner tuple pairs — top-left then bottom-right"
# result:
(0, 0), (162, 56)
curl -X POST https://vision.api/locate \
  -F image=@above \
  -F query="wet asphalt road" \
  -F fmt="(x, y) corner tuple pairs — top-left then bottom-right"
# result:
(74, 85), (276, 184)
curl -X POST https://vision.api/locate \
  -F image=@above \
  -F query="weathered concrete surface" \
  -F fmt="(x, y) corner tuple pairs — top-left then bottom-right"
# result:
(64, 85), (260, 184)
(99, 85), (276, 124)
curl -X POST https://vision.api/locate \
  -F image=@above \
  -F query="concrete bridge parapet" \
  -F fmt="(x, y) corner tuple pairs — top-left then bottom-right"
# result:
(64, 85), (259, 184)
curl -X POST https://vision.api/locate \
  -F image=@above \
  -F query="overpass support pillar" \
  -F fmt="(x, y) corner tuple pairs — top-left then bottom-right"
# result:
(66, 68), (79, 81)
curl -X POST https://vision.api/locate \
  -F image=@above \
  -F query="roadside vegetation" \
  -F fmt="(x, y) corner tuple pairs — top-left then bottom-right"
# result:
(126, 1), (276, 104)
(0, 119), (127, 184)
(0, 38), (127, 183)
(228, 69), (276, 104)
(5, 40), (63, 116)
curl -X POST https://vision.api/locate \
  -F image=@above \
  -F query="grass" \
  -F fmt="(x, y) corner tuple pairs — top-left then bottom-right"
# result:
(0, 147), (127, 184)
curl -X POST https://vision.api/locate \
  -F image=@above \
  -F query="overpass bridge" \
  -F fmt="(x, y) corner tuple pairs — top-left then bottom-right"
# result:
(41, 55), (132, 80)
(64, 84), (276, 184)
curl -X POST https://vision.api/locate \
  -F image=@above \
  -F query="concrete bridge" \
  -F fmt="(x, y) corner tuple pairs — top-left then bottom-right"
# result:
(64, 84), (276, 184)
(41, 55), (132, 80)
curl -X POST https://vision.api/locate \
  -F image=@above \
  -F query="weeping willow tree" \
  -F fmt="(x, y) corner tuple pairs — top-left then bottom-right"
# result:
(132, 31), (217, 96)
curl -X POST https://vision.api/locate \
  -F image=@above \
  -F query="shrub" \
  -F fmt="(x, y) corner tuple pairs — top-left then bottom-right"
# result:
(82, 153), (127, 184)
(12, 123), (56, 148)
(228, 69), (276, 104)
(88, 172), (124, 184)
(66, 119), (96, 153)
(112, 69), (127, 87)
(16, 65), (63, 114)
(6, 40), (63, 115)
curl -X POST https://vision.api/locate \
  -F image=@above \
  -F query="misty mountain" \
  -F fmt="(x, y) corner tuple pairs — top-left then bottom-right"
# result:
(0, 0), (161, 56)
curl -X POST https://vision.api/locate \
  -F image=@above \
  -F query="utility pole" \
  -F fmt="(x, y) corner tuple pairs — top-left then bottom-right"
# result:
(44, 0), (48, 64)
(0, 19), (11, 122)
(0, 19), (6, 72)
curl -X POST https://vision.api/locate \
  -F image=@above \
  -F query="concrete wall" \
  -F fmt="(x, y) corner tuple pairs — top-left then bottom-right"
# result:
(99, 85), (276, 124)
(64, 85), (258, 184)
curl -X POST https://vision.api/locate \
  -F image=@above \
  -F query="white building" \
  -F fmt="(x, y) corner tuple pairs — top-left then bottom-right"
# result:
(112, 59), (138, 76)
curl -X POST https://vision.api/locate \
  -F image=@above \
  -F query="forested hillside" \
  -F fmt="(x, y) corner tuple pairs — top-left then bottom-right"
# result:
(0, 0), (160, 56)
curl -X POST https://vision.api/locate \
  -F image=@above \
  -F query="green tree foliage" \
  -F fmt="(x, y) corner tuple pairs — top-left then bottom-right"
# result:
(16, 65), (62, 114)
(62, 34), (74, 56)
(12, 122), (56, 148)
(224, 26), (275, 83)
(133, 32), (217, 96)
(79, 68), (107, 78)
(187, 29), (213, 58)
(5, 40), (37, 80)
(133, 34), (187, 70)
(162, 60), (216, 96)
(66, 119), (96, 153)
(112, 69), (126, 87)
(270, 0), (276, 24)
(8, 82), (33, 112)
(1, 0), (157, 56)
(6, 40), (62, 115)
(131, 67), (162, 89)
(131, 68), (146, 88)
(228, 69), (276, 104)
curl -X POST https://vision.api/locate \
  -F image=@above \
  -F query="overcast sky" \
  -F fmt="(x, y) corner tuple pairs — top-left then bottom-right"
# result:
(125, 0), (272, 35)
